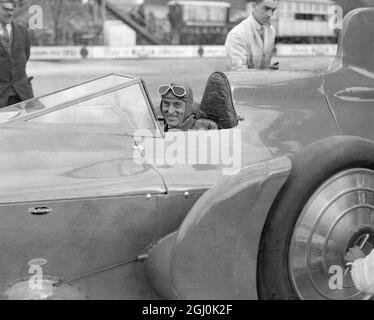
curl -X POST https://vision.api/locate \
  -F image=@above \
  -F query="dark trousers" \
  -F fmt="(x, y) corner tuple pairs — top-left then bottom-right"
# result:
(6, 95), (22, 107)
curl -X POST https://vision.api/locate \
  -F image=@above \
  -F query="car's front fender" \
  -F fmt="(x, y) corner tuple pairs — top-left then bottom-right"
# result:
(144, 156), (291, 299)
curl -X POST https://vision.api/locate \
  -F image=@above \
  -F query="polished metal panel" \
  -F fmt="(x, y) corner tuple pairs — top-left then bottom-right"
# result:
(144, 232), (179, 300)
(331, 8), (374, 73)
(323, 9), (374, 141)
(226, 70), (340, 158)
(146, 126), (273, 192)
(0, 191), (203, 299)
(170, 156), (291, 299)
(323, 67), (374, 140)
(289, 168), (374, 300)
(0, 130), (166, 203)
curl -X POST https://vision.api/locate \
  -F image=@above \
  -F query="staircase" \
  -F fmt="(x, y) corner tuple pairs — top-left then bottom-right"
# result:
(99, 0), (162, 45)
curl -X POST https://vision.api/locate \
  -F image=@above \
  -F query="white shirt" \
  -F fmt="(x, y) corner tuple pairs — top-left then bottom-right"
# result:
(0, 23), (12, 39)
(351, 249), (374, 295)
(225, 14), (276, 70)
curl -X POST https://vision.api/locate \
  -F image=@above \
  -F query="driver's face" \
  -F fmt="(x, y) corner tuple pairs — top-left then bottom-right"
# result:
(0, 3), (14, 25)
(161, 98), (186, 128)
(253, 0), (278, 25)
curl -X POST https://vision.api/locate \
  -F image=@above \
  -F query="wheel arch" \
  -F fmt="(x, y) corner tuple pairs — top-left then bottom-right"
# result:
(144, 156), (291, 299)
(257, 135), (374, 300)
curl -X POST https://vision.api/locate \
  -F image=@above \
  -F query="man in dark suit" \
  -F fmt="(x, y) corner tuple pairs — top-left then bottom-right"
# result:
(0, 0), (34, 108)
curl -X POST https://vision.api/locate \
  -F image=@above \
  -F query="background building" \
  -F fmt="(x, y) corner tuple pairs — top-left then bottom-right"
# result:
(273, 0), (337, 43)
(13, 0), (374, 46)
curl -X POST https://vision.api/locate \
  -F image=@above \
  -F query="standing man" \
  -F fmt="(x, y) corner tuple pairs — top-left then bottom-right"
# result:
(225, 0), (279, 70)
(0, 0), (34, 108)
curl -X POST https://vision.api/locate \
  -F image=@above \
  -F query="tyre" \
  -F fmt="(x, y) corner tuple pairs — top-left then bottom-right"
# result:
(257, 136), (374, 300)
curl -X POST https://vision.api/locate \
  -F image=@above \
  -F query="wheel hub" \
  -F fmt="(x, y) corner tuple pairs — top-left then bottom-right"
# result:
(289, 168), (374, 300)
(346, 228), (374, 256)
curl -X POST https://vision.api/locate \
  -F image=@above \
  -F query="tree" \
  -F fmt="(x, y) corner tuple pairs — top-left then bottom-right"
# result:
(168, 3), (184, 44)
(42, 0), (93, 44)
(17, 0), (96, 45)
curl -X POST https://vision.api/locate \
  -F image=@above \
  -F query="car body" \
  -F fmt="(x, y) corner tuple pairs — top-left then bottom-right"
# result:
(1, 8), (374, 300)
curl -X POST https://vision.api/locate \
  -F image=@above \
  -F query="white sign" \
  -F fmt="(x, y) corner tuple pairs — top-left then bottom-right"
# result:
(29, 44), (338, 61)
(30, 47), (82, 60)
(277, 44), (338, 56)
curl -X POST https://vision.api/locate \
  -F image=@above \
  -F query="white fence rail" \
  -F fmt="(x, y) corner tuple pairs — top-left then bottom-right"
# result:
(30, 45), (338, 60)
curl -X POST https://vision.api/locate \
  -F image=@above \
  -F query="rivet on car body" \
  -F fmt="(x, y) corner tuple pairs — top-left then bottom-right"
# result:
(184, 192), (190, 198)
(146, 194), (151, 200)
(29, 207), (52, 216)
(137, 254), (148, 261)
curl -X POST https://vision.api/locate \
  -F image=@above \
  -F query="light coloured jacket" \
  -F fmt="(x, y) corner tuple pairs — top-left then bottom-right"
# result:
(225, 15), (276, 70)
(351, 249), (374, 295)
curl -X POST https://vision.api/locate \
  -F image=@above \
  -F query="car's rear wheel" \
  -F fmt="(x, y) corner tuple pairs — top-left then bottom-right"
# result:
(257, 136), (374, 300)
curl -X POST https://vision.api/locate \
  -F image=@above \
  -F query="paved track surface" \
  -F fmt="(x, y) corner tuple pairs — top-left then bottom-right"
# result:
(28, 56), (334, 107)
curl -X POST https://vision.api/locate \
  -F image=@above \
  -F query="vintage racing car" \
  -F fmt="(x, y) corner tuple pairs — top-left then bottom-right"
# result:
(0, 8), (374, 300)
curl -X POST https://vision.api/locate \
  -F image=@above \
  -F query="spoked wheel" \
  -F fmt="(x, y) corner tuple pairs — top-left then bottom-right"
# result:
(289, 168), (374, 300)
(257, 136), (374, 300)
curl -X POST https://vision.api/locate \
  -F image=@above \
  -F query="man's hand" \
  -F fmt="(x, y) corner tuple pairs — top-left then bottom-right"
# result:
(345, 246), (366, 263)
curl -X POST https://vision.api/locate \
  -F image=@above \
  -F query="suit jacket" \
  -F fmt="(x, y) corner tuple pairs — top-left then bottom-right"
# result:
(225, 15), (276, 70)
(0, 22), (34, 108)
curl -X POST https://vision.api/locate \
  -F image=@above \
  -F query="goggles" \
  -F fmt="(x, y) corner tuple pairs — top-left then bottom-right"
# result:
(159, 84), (187, 98)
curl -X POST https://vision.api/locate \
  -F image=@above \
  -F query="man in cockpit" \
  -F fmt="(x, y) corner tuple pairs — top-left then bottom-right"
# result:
(159, 81), (218, 131)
